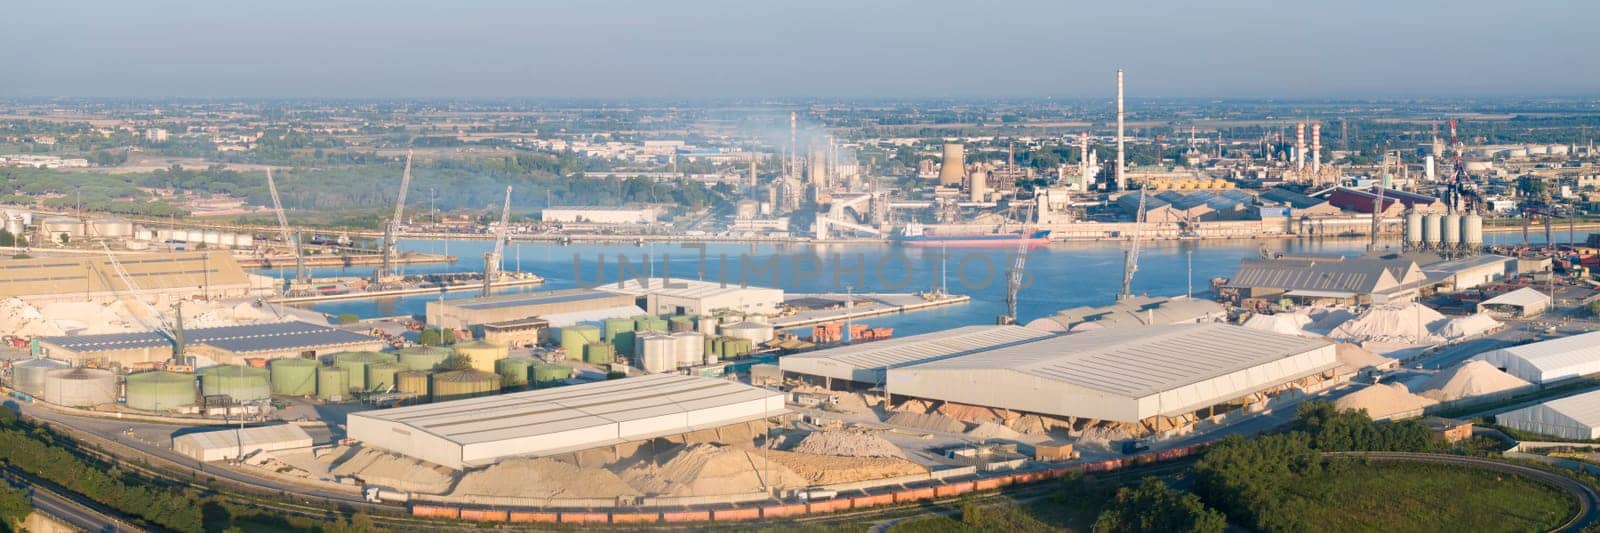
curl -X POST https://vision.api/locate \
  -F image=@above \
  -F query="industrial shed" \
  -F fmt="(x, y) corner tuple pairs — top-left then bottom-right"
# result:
(425, 289), (636, 330)
(1223, 255), (1428, 305)
(172, 424), (314, 462)
(1422, 255), (1513, 292)
(885, 323), (1337, 424)
(1477, 287), (1551, 318)
(779, 325), (1052, 388)
(0, 251), (267, 303)
(1472, 330), (1600, 384)
(1495, 390), (1600, 440)
(347, 374), (786, 470)
(597, 277), (784, 316)
(1025, 295), (1224, 332)
(38, 321), (384, 366)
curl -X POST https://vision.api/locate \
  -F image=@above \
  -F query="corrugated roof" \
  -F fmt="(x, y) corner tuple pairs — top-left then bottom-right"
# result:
(903, 323), (1333, 397)
(1501, 389), (1600, 430)
(1474, 330), (1600, 379)
(1039, 296), (1223, 330)
(781, 325), (1052, 378)
(456, 290), (623, 311)
(41, 321), (377, 354)
(1481, 287), (1551, 308)
(1422, 254), (1513, 275)
(172, 424), (312, 451)
(1227, 256), (1423, 295)
(595, 277), (783, 299)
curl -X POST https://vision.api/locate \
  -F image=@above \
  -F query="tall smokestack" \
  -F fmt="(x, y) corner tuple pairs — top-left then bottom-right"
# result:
(1079, 132), (1089, 184)
(749, 152), (758, 191)
(1295, 122), (1306, 174)
(938, 143), (965, 187)
(789, 112), (798, 180)
(1116, 69), (1126, 191)
(1312, 122), (1322, 176)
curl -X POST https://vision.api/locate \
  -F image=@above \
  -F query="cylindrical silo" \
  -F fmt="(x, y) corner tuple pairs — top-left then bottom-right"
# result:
(269, 357), (319, 396)
(12, 358), (70, 396)
(365, 362), (406, 393)
(495, 357), (535, 387)
(396, 346), (450, 371)
(42, 368), (116, 407)
(89, 217), (133, 238)
(396, 370), (430, 396)
(668, 315), (696, 333)
(1463, 213), (1484, 247)
(332, 351), (397, 391)
(603, 318), (635, 341)
(635, 317), (668, 333)
(4, 216), (23, 238)
(123, 371), (197, 411)
(202, 230), (221, 246)
(199, 365), (270, 403)
(639, 333), (677, 373)
(1423, 214), (1443, 247)
(531, 364), (572, 387)
(559, 326), (600, 361)
(696, 316), (719, 336)
(1405, 211), (1424, 248)
(583, 343), (615, 365)
(39, 217), (83, 238)
(720, 321), (775, 344)
(672, 332), (704, 368)
(1442, 213), (1462, 248)
(452, 341), (507, 373)
(431, 370), (499, 402)
(316, 366), (350, 401)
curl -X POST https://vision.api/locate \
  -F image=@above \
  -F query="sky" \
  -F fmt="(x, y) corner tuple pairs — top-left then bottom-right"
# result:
(4, 0), (1598, 99)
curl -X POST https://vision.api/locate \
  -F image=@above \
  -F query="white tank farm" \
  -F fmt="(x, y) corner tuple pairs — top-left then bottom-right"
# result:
(234, 233), (254, 247)
(638, 333), (678, 373)
(1442, 214), (1462, 246)
(202, 230), (222, 246)
(3, 216), (23, 237)
(42, 367), (116, 407)
(12, 358), (70, 396)
(1423, 214), (1443, 247)
(40, 216), (83, 237)
(1, 209), (32, 226)
(672, 332), (704, 367)
(1405, 211), (1424, 246)
(720, 321), (775, 344)
(1463, 213), (1484, 246)
(696, 316), (719, 335)
(89, 217), (134, 238)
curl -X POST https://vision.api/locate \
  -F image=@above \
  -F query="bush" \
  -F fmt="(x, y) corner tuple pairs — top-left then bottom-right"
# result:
(438, 354), (472, 371)
(1093, 478), (1226, 533)
(417, 328), (453, 346)
(336, 313), (359, 325)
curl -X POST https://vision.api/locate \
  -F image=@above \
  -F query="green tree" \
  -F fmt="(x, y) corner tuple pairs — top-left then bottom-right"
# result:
(337, 313), (360, 325)
(417, 328), (453, 346)
(0, 484), (28, 530)
(439, 353), (473, 371)
(57, 234), (69, 245)
(1093, 478), (1226, 533)
(0, 229), (13, 247)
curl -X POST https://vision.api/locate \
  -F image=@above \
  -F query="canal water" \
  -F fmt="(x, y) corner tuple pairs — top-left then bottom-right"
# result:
(263, 237), (1393, 337)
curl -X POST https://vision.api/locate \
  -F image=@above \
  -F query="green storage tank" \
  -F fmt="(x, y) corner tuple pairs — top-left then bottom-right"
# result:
(583, 342), (616, 364)
(704, 336), (716, 357)
(431, 370), (500, 402)
(269, 357), (319, 396)
(317, 366), (350, 401)
(332, 352), (397, 391)
(396, 346), (451, 371)
(495, 357), (535, 388)
(396, 370), (430, 396)
(668, 315), (696, 332)
(452, 341), (507, 373)
(124, 371), (197, 412)
(636, 317), (669, 333)
(603, 318), (635, 341)
(613, 331), (637, 358)
(532, 364), (573, 386)
(366, 362), (406, 393)
(199, 365), (270, 402)
(560, 325), (601, 360)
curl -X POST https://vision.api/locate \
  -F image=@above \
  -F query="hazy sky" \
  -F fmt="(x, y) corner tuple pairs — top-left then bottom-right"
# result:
(5, 0), (1597, 99)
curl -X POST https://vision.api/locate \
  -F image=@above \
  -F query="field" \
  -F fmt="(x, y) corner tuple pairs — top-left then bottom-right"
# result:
(1279, 460), (1573, 533)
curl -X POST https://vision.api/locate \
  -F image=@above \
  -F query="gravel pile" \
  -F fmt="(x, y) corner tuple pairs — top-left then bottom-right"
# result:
(792, 430), (905, 459)
(886, 411), (968, 433)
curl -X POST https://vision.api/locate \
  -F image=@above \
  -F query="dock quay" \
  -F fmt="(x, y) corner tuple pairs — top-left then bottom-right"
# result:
(772, 292), (970, 329)
(270, 276), (545, 304)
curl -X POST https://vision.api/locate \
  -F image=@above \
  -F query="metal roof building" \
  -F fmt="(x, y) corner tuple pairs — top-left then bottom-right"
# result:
(1024, 295), (1225, 333)
(348, 374), (787, 469)
(1422, 255), (1513, 292)
(886, 323), (1337, 423)
(39, 321), (384, 366)
(779, 325), (1053, 387)
(1224, 255), (1427, 305)
(596, 277), (784, 316)
(172, 424), (314, 462)
(425, 289), (637, 330)
(1472, 330), (1600, 384)
(1494, 389), (1600, 440)
(1477, 287), (1551, 318)
(0, 251), (263, 303)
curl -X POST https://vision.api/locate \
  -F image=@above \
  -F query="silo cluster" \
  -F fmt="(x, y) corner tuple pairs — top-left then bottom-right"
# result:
(1404, 210), (1486, 252)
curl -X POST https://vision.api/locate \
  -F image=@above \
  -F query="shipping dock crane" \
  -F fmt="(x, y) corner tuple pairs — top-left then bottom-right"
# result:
(998, 201), (1036, 325)
(1118, 187), (1146, 301)
(264, 168), (307, 289)
(376, 149), (414, 284)
(482, 186), (512, 297)
(100, 243), (185, 365)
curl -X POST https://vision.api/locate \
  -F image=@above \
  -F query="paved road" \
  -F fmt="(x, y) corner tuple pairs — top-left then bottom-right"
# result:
(1328, 452), (1600, 533)
(4, 467), (143, 533)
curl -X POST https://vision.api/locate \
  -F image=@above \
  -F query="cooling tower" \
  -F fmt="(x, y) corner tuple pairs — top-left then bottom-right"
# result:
(938, 143), (965, 186)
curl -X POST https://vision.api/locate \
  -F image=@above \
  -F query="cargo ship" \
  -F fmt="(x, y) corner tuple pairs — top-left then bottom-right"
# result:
(894, 223), (1051, 248)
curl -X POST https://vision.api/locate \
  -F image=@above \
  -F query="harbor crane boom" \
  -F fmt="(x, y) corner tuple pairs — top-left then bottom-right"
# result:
(378, 150), (413, 282)
(99, 243), (184, 362)
(483, 186), (512, 296)
(264, 168), (307, 286)
(999, 201), (1035, 324)
(1118, 187), (1146, 301)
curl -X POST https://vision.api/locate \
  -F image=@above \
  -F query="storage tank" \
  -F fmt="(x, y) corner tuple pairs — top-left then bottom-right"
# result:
(603, 318), (634, 340)
(332, 351), (397, 391)
(123, 371), (196, 411)
(202, 230), (222, 246)
(668, 315), (696, 333)
(721, 321), (775, 344)
(638, 333), (678, 373)
(1405, 211), (1424, 247)
(583, 343), (616, 365)
(269, 357), (319, 396)
(396, 346), (450, 371)
(124, 240), (151, 251)
(697, 316), (719, 335)
(39, 216), (82, 237)
(12, 358), (70, 396)
(1463, 213), (1484, 247)
(559, 326), (601, 360)
(316, 366), (350, 401)
(531, 364), (572, 386)
(1423, 214), (1443, 247)
(635, 316), (669, 333)
(42, 367), (116, 407)
(1442, 213), (1462, 247)
(3, 216), (23, 238)
(218, 232), (237, 248)
(365, 362), (405, 393)
(89, 217), (133, 238)
(199, 365), (270, 402)
(495, 357), (535, 387)
(612, 331), (637, 359)
(704, 350), (719, 366)
(452, 341), (507, 373)
(396, 370), (430, 396)
(431, 370), (499, 402)
(672, 332), (704, 368)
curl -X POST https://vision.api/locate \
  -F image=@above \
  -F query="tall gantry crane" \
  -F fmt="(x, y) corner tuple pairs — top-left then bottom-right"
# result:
(483, 186), (512, 297)
(265, 168), (307, 287)
(999, 201), (1036, 325)
(377, 149), (414, 283)
(100, 243), (184, 364)
(1118, 187), (1146, 301)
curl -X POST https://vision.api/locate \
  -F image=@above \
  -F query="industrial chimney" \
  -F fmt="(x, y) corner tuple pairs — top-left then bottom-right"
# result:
(1312, 122), (1322, 176)
(938, 143), (965, 186)
(1295, 122), (1306, 173)
(1116, 69), (1126, 191)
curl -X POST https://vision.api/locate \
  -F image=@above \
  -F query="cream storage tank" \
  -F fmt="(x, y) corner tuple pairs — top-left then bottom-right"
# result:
(42, 367), (116, 407)
(124, 371), (197, 411)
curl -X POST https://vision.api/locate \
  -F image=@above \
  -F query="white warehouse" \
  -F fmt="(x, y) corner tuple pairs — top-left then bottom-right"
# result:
(780, 325), (1053, 387)
(886, 323), (1337, 424)
(541, 206), (656, 224)
(1495, 389), (1600, 440)
(172, 424), (314, 462)
(1473, 331), (1600, 384)
(347, 374), (786, 470)
(597, 277), (784, 316)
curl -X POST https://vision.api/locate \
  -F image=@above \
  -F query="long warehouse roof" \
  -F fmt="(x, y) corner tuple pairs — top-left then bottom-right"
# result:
(41, 320), (377, 353)
(453, 290), (626, 311)
(780, 325), (1053, 385)
(596, 277), (783, 299)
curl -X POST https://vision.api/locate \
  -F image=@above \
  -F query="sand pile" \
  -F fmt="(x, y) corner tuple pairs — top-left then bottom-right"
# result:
(1242, 312), (1314, 337)
(329, 447), (454, 494)
(1074, 425), (1134, 453)
(1334, 343), (1396, 372)
(1416, 360), (1531, 402)
(937, 403), (1013, 425)
(453, 458), (638, 499)
(759, 448), (925, 485)
(791, 430), (905, 459)
(1006, 414), (1074, 436)
(0, 298), (61, 338)
(1436, 313), (1502, 340)
(829, 392), (884, 417)
(966, 422), (1024, 441)
(890, 398), (934, 414)
(1305, 308), (1358, 336)
(1333, 383), (1437, 420)
(622, 444), (807, 496)
(1330, 303), (1448, 345)
(886, 412), (968, 433)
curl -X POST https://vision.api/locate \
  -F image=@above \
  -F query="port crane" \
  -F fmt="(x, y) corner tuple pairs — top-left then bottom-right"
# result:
(377, 149), (414, 284)
(99, 243), (185, 364)
(1117, 187), (1146, 301)
(264, 168), (307, 288)
(998, 200), (1036, 325)
(483, 186), (512, 297)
